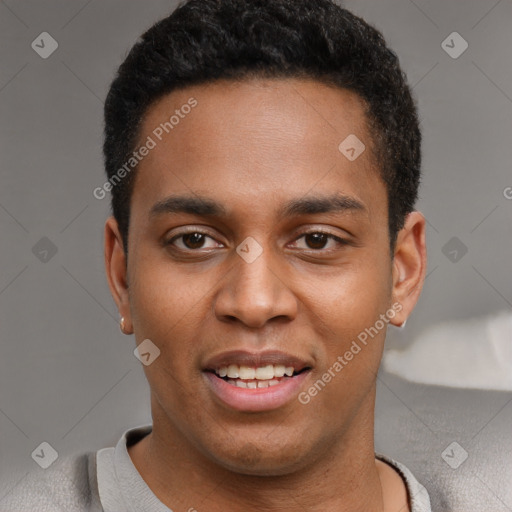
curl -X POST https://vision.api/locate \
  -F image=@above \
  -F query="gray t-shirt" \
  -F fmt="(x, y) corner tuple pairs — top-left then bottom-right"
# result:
(0, 424), (431, 511)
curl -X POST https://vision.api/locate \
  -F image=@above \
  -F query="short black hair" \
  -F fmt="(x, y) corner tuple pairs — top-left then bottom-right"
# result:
(103, 0), (421, 252)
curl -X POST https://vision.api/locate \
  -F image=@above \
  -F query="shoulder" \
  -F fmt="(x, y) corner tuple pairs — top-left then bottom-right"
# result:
(0, 451), (102, 512)
(376, 454), (432, 512)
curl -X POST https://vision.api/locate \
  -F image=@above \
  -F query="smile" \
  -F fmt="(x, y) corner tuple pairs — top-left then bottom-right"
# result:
(214, 364), (305, 389)
(203, 352), (312, 412)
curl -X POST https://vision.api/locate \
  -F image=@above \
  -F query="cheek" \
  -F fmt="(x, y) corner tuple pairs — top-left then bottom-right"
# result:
(317, 259), (392, 328)
(308, 257), (392, 381)
(127, 255), (208, 362)
(127, 259), (209, 412)
(301, 274), (391, 421)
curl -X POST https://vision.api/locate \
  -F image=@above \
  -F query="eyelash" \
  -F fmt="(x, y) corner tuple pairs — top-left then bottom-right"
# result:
(166, 229), (348, 253)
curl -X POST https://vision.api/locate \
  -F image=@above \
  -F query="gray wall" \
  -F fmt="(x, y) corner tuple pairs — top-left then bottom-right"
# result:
(1, 0), (511, 490)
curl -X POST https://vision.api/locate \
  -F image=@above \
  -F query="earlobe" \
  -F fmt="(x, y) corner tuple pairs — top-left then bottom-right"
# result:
(390, 211), (427, 327)
(119, 316), (132, 335)
(104, 217), (133, 334)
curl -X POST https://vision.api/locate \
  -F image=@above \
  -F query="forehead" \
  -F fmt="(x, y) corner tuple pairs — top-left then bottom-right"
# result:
(132, 78), (386, 221)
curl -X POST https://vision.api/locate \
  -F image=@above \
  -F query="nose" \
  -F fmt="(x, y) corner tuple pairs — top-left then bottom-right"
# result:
(213, 244), (298, 329)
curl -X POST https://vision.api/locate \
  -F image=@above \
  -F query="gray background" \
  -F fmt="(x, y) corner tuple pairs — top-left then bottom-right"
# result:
(0, 0), (511, 500)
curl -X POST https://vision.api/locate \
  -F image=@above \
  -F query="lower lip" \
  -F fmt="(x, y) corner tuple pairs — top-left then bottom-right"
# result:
(203, 371), (310, 412)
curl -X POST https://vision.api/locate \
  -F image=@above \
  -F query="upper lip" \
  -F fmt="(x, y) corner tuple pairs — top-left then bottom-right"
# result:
(203, 350), (312, 372)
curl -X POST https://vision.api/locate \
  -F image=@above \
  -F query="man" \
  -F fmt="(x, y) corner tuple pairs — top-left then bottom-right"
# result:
(2, 0), (430, 510)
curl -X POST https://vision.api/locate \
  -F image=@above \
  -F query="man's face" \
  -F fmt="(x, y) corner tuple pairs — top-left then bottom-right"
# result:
(119, 79), (398, 474)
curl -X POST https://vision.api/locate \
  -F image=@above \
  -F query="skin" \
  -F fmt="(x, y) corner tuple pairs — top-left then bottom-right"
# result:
(105, 78), (426, 512)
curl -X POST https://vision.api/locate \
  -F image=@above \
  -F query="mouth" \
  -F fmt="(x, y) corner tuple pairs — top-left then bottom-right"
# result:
(203, 351), (312, 412)
(207, 363), (310, 389)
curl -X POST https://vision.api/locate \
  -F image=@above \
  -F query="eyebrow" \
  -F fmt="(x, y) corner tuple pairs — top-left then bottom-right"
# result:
(279, 194), (366, 217)
(149, 193), (367, 219)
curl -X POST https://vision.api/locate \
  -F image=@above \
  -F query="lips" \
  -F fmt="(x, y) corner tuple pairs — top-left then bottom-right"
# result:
(204, 350), (311, 373)
(202, 350), (312, 412)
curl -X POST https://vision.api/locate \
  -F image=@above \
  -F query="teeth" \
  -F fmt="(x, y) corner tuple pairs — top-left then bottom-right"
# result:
(216, 363), (300, 380)
(238, 366), (256, 379)
(224, 377), (287, 389)
(258, 379), (280, 388)
(255, 365), (274, 380)
(227, 364), (239, 378)
(274, 365), (286, 377)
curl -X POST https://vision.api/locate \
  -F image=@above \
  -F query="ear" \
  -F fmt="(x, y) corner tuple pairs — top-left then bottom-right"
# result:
(390, 211), (427, 326)
(104, 216), (133, 334)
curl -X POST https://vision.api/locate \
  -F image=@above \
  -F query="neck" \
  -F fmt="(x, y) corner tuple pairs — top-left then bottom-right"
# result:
(128, 392), (402, 512)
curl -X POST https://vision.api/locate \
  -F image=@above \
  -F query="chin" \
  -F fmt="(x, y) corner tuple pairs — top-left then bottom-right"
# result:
(204, 437), (315, 477)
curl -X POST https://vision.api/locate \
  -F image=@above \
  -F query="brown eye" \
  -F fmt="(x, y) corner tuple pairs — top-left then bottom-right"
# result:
(166, 230), (221, 252)
(304, 233), (329, 249)
(181, 233), (206, 249)
(291, 231), (348, 252)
